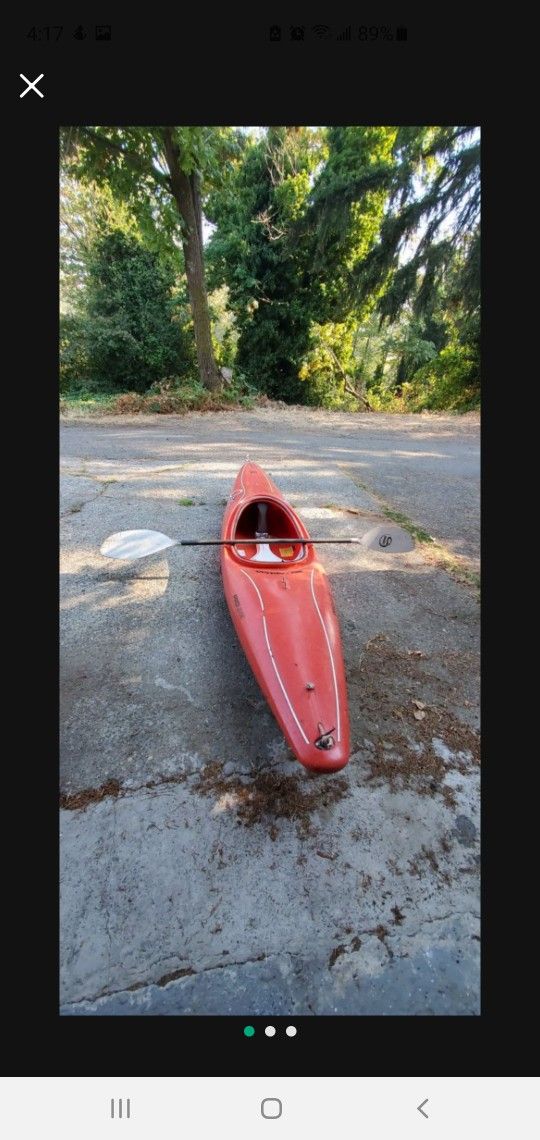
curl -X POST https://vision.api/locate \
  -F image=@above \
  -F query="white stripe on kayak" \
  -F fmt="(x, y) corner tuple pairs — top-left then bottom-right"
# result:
(239, 569), (310, 745)
(310, 568), (340, 743)
(228, 466), (247, 503)
(239, 567), (264, 607)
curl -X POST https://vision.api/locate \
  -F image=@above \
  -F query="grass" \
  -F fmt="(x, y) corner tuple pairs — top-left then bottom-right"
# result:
(60, 392), (118, 415)
(178, 498), (195, 507)
(380, 506), (480, 590)
(381, 506), (434, 545)
(341, 466), (480, 595)
(421, 545), (480, 590)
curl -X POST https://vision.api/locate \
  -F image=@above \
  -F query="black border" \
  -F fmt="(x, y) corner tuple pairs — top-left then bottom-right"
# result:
(8, 10), (512, 1074)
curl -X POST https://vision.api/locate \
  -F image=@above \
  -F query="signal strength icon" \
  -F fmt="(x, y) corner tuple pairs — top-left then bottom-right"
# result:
(336, 25), (351, 40)
(312, 24), (332, 40)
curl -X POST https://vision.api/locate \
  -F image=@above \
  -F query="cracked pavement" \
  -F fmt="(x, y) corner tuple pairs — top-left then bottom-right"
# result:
(60, 407), (480, 1015)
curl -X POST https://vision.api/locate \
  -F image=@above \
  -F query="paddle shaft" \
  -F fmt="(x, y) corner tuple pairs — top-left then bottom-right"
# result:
(179, 537), (362, 546)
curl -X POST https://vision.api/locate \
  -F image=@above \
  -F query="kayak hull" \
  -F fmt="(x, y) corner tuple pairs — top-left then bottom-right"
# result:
(220, 464), (350, 772)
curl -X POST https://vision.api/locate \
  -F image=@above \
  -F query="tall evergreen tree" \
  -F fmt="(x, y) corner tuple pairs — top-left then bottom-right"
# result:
(308, 125), (480, 327)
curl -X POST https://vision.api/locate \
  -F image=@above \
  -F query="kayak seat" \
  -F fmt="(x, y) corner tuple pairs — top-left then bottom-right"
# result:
(234, 500), (305, 563)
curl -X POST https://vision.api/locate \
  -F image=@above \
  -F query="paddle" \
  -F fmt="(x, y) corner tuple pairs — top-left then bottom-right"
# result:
(100, 524), (415, 560)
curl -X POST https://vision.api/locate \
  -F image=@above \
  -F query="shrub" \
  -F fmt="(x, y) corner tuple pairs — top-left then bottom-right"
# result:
(104, 373), (257, 416)
(298, 322), (361, 409)
(61, 231), (197, 395)
(109, 392), (145, 414)
(403, 342), (480, 411)
(60, 314), (90, 391)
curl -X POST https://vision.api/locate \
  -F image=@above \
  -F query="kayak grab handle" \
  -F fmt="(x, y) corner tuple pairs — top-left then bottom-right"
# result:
(314, 728), (336, 750)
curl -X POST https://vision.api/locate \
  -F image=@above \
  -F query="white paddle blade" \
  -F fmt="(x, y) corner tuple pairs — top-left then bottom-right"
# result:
(100, 529), (176, 560)
(361, 524), (415, 553)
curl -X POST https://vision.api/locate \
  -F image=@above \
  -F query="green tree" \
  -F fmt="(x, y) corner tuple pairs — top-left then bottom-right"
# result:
(206, 127), (323, 400)
(60, 174), (140, 314)
(61, 126), (242, 391)
(298, 321), (363, 409)
(347, 126), (479, 328)
(307, 125), (480, 407)
(305, 125), (398, 320)
(400, 233), (480, 410)
(75, 230), (194, 391)
(62, 125), (480, 411)
(206, 126), (399, 403)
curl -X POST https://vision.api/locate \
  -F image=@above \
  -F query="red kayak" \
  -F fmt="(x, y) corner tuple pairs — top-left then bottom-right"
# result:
(221, 463), (350, 772)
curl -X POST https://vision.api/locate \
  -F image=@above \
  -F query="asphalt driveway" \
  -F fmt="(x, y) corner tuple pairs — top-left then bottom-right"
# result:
(60, 408), (480, 1015)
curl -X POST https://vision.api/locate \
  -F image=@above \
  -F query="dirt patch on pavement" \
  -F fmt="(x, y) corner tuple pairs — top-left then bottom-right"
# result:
(60, 779), (122, 811)
(350, 634), (479, 806)
(197, 762), (349, 838)
(328, 944), (347, 969)
(60, 772), (188, 811)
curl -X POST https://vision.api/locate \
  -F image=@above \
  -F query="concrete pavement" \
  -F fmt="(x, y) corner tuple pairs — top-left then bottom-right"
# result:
(60, 408), (480, 1015)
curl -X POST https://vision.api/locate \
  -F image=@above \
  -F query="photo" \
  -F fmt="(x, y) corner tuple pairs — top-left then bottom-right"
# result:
(60, 125), (480, 1016)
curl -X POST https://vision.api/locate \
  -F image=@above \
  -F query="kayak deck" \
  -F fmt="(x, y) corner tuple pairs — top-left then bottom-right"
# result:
(221, 464), (350, 772)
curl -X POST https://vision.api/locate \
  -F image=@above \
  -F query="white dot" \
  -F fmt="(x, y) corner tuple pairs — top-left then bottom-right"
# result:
(286, 1025), (297, 1036)
(265, 1025), (276, 1037)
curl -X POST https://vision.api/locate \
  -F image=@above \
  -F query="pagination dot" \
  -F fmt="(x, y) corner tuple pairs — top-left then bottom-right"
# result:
(285, 1025), (297, 1037)
(265, 1025), (276, 1036)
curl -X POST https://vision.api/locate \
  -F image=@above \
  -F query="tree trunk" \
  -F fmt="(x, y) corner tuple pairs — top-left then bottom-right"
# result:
(161, 129), (222, 392)
(327, 344), (372, 410)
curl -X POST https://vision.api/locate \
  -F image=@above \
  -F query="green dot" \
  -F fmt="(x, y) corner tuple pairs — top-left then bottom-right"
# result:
(243, 1025), (255, 1037)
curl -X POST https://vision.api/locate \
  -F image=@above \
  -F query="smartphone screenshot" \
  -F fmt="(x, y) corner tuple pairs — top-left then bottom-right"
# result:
(8, 7), (531, 1133)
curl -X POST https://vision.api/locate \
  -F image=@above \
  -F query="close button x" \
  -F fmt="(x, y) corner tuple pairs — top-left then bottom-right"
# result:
(20, 74), (44, 98)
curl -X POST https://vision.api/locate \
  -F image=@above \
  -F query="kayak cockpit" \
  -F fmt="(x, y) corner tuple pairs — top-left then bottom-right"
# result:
(233, 499), (306, 563)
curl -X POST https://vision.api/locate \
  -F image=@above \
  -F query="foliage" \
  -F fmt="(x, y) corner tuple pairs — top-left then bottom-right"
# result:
(60, 313), (90, 391)
(60, 373), (257, 416)
(61, 126), (245, 391)
(347, 126), (480, 327)
(208, 285), (238, 368)
(206, 127), (324, 400)
(61, 126), (243, 253)
(60, 174), (140, 314)
(62, 230), (196, 391)
(303, 124), (480, 409)
(298, 322), (360, 409)
(399, 341), (480, 412)
(305, 125), (398, 321)
(60, 124), (480, 414)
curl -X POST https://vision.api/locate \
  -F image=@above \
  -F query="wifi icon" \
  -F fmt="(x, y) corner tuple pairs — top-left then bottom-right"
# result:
(312, 24), (332, 40)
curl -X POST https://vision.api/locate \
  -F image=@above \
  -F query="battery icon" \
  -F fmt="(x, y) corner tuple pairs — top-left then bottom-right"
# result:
(396, 26), (408, 41)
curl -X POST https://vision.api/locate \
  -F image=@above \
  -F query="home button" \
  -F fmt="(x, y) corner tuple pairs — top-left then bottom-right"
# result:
(261, 1098), (282, 1119)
